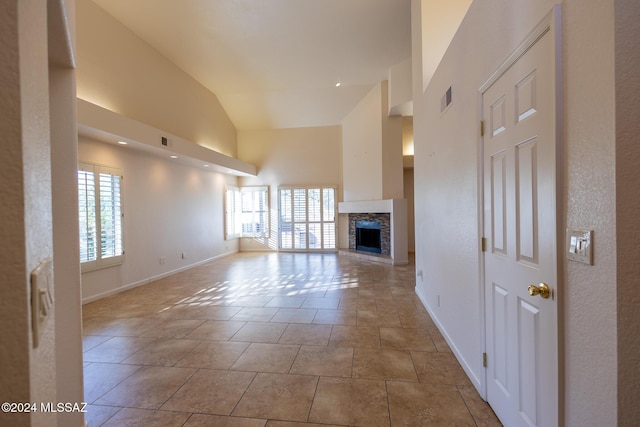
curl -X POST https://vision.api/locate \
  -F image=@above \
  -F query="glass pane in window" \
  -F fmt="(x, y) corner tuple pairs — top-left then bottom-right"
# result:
(322, 188), (335, 222)
(78, 169), (96, 263)
(225, 188), (236, 238)
(279, 189), (292, 248)
(308, 189), (321, 222)
(293, 189), (306, 222)
(280, 189), (292, 223)
(99, 172), (122, 259)
(280, 223), (293, 248)
(294, 223), (307, 249)
(258, 190), (268, 236)
(308, 223), (321, 249)
(323, 223), (336, 249)
(233, 190), (242, 236)
(239, 187), (269, 238)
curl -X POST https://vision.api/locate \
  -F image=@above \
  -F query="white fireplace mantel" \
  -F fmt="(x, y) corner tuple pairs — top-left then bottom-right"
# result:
(338, 199), (396, 214)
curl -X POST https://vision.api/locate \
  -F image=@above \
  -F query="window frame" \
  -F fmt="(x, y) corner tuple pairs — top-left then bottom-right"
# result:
(78, 162), (124, 273)
(278, 185), (337, 252)
(225, 185), (270, 240)
(225, 185), (242, 239)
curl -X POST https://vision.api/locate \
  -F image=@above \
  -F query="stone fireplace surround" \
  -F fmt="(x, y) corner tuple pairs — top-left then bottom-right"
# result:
(349, 213), (391, 255)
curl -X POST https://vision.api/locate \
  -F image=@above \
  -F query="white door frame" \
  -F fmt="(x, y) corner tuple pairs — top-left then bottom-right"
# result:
(476, 4), (563, 415)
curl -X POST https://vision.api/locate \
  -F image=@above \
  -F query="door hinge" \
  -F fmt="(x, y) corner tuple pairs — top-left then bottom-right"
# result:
(481, 237), (487, 252)
(483, 352), (487, 368)
(480, 120), (485, 137)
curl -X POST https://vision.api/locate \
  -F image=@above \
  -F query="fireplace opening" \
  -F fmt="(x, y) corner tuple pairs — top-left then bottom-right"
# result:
(355, 220), (382, 254)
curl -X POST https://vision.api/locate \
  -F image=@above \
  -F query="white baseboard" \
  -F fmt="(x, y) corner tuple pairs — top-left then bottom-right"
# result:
(414, 285), (483, 392)
(82, 250), (237, 304)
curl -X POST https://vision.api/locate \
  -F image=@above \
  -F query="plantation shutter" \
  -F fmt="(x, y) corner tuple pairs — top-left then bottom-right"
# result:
(78, 163), (123, 272)
(278, 186), (336, 251)
(78, 163), (97, 265)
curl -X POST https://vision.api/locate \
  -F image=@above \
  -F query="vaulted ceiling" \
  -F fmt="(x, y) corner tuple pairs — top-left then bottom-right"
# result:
(90, 0), (413, 131)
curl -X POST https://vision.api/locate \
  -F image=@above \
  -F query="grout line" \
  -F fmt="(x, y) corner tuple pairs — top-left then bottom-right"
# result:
(384, 380), (393, 427)
(226, 370), (259, 418)
(305, 374), (321, 423)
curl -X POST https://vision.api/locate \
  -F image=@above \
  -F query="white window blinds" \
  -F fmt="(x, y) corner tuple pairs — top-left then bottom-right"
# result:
(78, 167), (96, 264)
(279, 186), (336, 251)
(225, 185), (269, 239)
(78, 163), (123, 272)
(225, 186), (242, 239)
(241, 186), (269, 238)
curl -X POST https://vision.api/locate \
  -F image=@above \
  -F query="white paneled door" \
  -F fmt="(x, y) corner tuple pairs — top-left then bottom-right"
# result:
(482, 10), (560, 427)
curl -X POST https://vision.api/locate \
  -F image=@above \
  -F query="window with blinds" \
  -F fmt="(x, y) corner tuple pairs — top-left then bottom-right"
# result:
(78, 163), (123, 272)
(225, 185), (269, 239)
(225, 186), (242, 239)
(279, 186), (336, 251)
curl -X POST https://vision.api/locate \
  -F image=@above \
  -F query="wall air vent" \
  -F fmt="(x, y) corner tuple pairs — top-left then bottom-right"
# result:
(161, 136), (168, 146)
(441, 86), (453, 113)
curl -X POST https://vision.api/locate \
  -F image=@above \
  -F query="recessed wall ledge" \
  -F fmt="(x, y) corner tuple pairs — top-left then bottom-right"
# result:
(77, 99), (257, 177)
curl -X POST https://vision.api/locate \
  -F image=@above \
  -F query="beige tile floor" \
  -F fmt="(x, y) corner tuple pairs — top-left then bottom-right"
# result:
(83, 252), (501, 426)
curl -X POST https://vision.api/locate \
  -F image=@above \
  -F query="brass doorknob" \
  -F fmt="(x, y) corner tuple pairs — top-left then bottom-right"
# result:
(527, 283), (550, 299)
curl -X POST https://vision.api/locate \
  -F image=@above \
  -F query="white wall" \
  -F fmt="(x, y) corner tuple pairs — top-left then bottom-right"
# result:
(412, 0), (619, 425)
(79, 138), (238, 302)
(419, 0), (473, 92)
(614, 0), (640, 423)
(561, 2), (617, 424)
(342, 82), (404, 202)
(237, 126), (343, 251)
(381, 81), (404, 200)
(76, 0), (237, 157)
(389, 58), (413, 116)
(50, 0), (85, 424)
(343, 83), (384, 201)
(51, 64), (84, 427)
(403, 168), (415, 252)
(402, 116), (414, 156)
(0, 1), (75, 426)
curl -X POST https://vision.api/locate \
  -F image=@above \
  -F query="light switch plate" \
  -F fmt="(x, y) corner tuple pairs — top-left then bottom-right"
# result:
(567, 228), (593, 265)
(31, 257), (54, 348)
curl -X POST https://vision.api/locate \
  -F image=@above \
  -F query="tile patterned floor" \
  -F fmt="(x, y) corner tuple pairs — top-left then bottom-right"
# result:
(83, 252), (501, 426)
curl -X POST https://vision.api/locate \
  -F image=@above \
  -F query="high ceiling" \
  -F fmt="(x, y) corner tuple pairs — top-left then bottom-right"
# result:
(90, 0), (413, 131)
